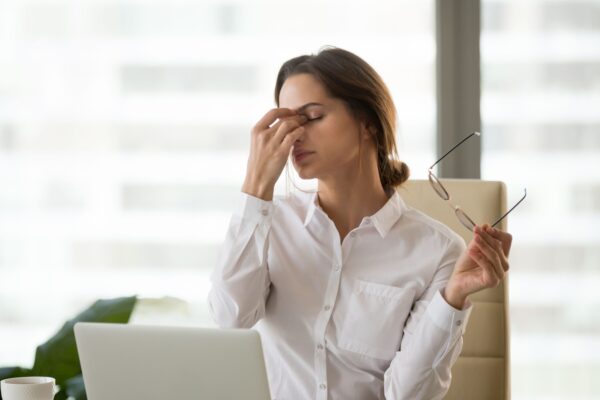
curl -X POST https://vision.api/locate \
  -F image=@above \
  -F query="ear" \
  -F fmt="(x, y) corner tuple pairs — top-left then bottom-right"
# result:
(360, 120), (376, 141)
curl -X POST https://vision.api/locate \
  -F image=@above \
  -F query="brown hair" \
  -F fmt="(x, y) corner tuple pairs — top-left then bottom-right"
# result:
(274, 45), (410, 195)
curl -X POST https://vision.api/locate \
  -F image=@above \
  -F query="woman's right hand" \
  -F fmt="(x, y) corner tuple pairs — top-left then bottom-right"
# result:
(242, 108), (307, 201)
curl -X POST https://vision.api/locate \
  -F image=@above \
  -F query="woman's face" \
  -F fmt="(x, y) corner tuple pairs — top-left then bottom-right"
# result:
(278, 73), (368, 181)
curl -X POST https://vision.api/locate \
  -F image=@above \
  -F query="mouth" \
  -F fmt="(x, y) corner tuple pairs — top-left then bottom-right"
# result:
(293, 151), (314, 162)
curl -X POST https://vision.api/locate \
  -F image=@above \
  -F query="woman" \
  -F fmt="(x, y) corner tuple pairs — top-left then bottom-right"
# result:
(208, 46), (512, 400)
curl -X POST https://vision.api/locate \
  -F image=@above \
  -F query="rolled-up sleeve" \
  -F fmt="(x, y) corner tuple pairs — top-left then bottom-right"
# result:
(207, 192), (275, 329)
(383, 235), (473, 400)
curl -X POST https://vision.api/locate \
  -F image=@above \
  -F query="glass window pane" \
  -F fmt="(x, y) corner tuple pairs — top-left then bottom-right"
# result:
(0, 0), (435, 366)
(481, 1), (600, 399)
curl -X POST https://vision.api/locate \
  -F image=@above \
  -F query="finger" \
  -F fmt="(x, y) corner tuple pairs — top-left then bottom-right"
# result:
(268, 113), (307, 132)
(485, 227), (512, 252)
(254, 108), (298, 131)
(473, 234), (505, 279)
(486, 226), (513, 257)
(470, 249), (502, 288)
(271, 115), (308, 142)
(481, 227), (510, 271)
(477, 226), (509, 266)
(485, 225), (510, 242)
(476, 239), (504, 279)
(280, 125), (306, 153)
(476, 226), (504, 255)
(475, 231), (504, 271)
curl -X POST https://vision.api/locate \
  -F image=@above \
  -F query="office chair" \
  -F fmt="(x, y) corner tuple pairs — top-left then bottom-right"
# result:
(399, 179), (510, 400)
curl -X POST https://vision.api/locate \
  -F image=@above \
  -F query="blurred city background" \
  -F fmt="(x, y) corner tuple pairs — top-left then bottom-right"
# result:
(0, 1), (597, 399)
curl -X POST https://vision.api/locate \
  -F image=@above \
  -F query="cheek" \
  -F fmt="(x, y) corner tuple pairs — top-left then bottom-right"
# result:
(291, 131), (359, 179)
(316, 122), (360, 158)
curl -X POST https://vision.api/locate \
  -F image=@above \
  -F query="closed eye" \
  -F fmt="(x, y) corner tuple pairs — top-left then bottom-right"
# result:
(307, 116), (323, 122)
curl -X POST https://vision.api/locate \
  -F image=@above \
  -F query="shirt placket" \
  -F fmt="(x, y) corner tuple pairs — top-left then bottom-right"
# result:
(313, 225), (358, 400)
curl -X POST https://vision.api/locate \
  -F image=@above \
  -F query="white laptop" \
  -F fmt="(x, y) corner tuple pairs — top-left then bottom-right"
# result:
(74, 322), (271, 400)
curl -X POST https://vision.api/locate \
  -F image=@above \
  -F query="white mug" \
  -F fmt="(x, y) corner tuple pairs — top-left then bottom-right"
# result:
(1, 376), (56, 400)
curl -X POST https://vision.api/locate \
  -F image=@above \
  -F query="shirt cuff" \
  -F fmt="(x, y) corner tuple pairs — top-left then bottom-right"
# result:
(235, 192), (275, 223)
(425, 289), (473, 336)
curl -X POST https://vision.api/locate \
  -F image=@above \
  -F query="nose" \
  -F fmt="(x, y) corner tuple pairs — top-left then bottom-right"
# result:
(294, 127), (305, 142)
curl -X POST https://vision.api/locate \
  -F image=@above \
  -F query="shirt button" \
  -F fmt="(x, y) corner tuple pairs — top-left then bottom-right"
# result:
(317, 344), (324, 350)
(324, 305), (331, 311)
(456, 320), (462, 326)
(319, 383), (327, 390)
(333, 264), (341, 271)
(365, 218), (371, 224)
(261, 209), (269, 216)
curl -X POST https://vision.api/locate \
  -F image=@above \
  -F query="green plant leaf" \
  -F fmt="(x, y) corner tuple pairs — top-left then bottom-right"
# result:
(30, 296), (137, 383)
(1, 296), (137, 400)
(0, 366), (32, 381)
(63, 374), (87, 400)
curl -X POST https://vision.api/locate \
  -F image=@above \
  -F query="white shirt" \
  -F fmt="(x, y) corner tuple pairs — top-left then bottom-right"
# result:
(208, 189), (473, 400)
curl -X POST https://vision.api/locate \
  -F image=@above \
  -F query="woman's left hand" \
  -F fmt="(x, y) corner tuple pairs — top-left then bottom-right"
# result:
(443, 224), (513, 309)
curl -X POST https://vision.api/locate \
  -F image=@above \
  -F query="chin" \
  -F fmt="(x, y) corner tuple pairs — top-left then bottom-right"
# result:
(292, 163), (317, 180)
(298, 171), (316, 180)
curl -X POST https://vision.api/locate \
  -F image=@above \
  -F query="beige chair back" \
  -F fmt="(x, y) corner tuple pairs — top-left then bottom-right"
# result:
(398, 179), (510, 400)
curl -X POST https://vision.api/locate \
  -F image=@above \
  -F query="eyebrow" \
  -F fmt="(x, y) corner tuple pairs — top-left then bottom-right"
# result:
(296, 102), (324, 113)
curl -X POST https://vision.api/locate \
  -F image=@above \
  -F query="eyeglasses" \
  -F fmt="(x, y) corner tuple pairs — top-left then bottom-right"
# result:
(428, 131), (527, 231)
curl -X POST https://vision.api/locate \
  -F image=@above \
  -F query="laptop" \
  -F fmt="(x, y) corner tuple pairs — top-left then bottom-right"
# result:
(74, 322), (271, 400)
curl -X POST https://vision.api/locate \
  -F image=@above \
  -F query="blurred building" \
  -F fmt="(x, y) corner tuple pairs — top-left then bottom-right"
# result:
(482, 1), (600, 398)
(0, 0), (436, 367)
(0, 1), (597, 399)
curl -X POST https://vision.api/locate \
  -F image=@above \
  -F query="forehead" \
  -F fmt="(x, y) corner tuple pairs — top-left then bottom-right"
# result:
(278, 73), (331, 111)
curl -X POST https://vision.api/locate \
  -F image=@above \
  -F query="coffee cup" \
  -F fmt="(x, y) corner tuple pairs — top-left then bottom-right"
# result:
(1, 376), (56, 400)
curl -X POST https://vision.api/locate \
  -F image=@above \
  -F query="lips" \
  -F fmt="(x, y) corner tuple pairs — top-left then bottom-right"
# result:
(293, 149), (314, 163)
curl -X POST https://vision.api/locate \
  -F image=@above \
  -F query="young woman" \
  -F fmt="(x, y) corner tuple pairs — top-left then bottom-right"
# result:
(208, 46), (512, 400)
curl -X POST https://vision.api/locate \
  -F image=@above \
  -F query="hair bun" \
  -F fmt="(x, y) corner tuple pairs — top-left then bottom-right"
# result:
(385, 159), (410, 189)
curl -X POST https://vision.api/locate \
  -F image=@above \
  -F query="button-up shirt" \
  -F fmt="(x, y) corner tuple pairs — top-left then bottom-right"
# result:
(208, 189), (473, 400)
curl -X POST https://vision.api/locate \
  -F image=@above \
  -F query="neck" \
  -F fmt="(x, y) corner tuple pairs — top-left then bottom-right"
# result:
(316, 158), (391, 237)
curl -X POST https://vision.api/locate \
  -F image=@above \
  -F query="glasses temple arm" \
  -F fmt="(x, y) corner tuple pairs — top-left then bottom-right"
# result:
(491, 188), (528, 228)
(429, 132), (480, 170)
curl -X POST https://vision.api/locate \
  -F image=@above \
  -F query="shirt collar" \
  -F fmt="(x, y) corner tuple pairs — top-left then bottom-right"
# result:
(303, 190), (405, 238)
(303, 191), (320, 228)
(369, 190), (405, 238)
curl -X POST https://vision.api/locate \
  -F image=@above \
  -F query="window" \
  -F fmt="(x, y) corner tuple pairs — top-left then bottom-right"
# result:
(0, 0), (436, 366)
(481, 1), (600, 398)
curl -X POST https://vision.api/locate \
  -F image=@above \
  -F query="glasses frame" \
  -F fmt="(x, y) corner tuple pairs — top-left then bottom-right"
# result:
(428, 131), (527, 231)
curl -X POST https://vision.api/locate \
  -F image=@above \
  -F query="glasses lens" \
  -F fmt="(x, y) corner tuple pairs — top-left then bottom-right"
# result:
(456, 208), (476, 231)
(428, 172), (450, 200)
